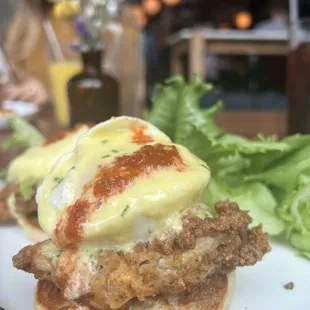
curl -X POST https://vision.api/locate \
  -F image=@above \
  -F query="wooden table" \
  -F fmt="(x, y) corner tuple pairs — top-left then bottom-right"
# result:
(168, 28), (293, 80)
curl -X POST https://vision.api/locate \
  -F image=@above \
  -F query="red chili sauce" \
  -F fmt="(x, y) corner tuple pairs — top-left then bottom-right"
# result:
(131, 125), (154, 144)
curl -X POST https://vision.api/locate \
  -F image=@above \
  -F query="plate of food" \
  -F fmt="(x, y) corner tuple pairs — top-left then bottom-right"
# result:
(1, 227), (309, 310)
(0, 77), (309, 310)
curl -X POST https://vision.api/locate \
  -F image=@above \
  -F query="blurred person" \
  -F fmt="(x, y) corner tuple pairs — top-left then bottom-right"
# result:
(0, 0), (78, 105)
(0, 0), (16, 35)
(255, 0), (289, 31)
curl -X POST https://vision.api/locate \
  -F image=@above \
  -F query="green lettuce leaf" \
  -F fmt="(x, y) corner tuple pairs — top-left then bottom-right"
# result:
(202, 178), (284, 235)
(299, 251), (310, 260)
(174, 75), (222, 144)
(19, 181), (35, 201)
(0, 168), (7, 181)
(211, 133), (289, 155)
(277, 183), (310, 257)
(2, 115), (45, 151)
(206, 135), (289, 180)
(147, 76), (185, 139)
(206, 151), (251, 180)
(245, 143), (310, 192)
(245, 134), (310, 174)
(148, 75), (225, 161)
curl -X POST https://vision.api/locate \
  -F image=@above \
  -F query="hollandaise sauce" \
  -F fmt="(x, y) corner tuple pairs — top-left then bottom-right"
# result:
(7, 125), (91, 186)
(37, 117), (211, 249)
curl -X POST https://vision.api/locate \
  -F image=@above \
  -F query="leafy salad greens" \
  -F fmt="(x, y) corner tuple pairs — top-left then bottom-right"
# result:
(1, 115), (45, 197)
(2, 115), (45, 151)
(147, 75), (310, 259)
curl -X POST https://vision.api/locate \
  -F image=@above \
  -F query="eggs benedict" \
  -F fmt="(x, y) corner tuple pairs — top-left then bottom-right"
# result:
(13, 117), (270, 309)
(1, 124), (91, 241)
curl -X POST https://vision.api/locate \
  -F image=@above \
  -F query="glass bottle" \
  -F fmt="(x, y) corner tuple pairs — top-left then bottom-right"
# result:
(67, 49), (119, 126)
(103, 0), (146, 117)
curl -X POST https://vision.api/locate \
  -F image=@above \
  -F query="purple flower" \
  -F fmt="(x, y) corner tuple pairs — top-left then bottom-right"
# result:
(75, 16), (88, 38)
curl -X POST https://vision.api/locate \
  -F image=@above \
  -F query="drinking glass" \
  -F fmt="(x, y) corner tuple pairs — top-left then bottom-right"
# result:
(46, 20), (82, 127)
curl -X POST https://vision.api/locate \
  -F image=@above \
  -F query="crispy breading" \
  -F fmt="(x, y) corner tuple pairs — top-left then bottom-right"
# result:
(132, 273), (232, 310)
(36, 273), (230, 310)
(13, 201), (270, 310)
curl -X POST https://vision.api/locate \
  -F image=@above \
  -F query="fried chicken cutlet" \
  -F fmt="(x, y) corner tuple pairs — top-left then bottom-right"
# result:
(13, 201), (270, 310)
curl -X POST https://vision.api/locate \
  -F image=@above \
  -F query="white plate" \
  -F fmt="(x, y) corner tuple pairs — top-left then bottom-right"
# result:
(0, 225), (309, 310)
(0, 100), (38, 129)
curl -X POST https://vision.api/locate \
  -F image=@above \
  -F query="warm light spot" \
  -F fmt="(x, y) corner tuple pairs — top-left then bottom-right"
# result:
(143, 0), (162, 16)
(131, 6), (147, 27)
(163, 0), (181, 6)
(235, 11), (252, 29)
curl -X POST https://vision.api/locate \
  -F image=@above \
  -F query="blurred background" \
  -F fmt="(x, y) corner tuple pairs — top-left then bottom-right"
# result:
(0, 0), (310, 147)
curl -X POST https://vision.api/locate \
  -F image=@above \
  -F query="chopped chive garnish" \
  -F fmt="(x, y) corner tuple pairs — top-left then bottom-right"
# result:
(104, 180), (110, 186)
(56, 250), (64, 258)
(121, 205), (130, 217)
(102, 155), (110, 158)
(112, 149), (119, 153)
(54, 177), (64, 184)
(202, 164), (209, 170)
(102, 140), (108, 144)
